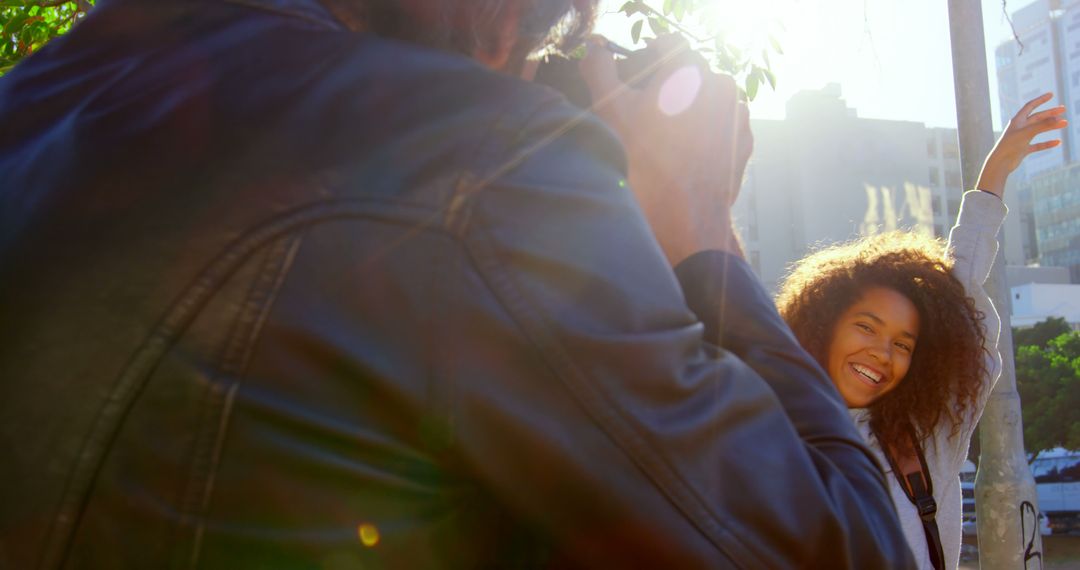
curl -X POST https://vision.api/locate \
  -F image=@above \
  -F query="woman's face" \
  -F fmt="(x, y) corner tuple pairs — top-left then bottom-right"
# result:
(825, 286), (920, 408)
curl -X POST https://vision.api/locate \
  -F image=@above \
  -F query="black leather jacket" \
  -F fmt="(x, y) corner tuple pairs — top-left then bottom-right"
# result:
(0, 1), (914, 567)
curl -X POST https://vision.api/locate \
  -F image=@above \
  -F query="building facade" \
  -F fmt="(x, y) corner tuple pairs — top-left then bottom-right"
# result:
(1059, 0), (1080, 161)
(1028, 162), (1080, 280)
(734, 84), (948, 291)
(994, 0), (1080, 277)
(1008, 264), (1072, 288)
(996, 0), (1072, 178)
(1011, 282), (1080, 328)
(926, 127), (966, 238)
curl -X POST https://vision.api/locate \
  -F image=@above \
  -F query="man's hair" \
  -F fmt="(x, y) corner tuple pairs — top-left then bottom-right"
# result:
(353, 0), (598, 59)
(775, 231), (988, 453)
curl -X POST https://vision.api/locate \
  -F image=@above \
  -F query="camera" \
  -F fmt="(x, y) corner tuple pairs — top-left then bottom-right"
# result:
(533, 41), (660, 109)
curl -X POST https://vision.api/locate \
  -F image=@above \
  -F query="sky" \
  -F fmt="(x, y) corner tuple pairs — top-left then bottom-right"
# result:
(596, 0), (1030, 131)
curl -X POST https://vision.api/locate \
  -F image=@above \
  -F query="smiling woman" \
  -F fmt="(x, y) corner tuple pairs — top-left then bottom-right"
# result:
(776, 226), (991, 570)
(826, 286), (920, 408)
(776, 230), (985, 449)
(772, 91), (1067, 570)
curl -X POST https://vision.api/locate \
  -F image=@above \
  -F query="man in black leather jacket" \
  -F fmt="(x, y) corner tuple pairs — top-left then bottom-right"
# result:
(0, 0), (914, 567)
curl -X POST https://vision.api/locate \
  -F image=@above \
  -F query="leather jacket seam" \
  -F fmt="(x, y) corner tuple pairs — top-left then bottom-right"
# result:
(41, 197), (449, 570)
(175, 232), (306, 569)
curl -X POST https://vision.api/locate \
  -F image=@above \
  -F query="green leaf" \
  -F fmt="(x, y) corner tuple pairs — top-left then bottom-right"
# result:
(3, 12), (29, 37)
(619, 0), (644, 16)
(674, 0), (688, 20)
(735, 85), (748, 103)
(647, 16), (668, 36)
(714, 51), (738, 75)
(763, 67), (777, 89)
(769, 34), (784, 55)
(663, 0), (673, 16)
(27, 19), (49, 42)
(630, 19), (643, 44)
(745, 72), (760, 101)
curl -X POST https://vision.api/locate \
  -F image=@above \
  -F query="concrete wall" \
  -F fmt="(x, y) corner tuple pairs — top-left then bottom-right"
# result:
(1007, 264), (1071, 288)
(1011, 282), (1080, 327)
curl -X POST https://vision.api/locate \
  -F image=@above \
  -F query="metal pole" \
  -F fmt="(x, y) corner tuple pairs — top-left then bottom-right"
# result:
(946, 1), (1043, 568)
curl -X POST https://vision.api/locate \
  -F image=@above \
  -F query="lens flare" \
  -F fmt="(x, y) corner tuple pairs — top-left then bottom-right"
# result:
(657, 65), (702, 116)
(358, 523), (380, 547)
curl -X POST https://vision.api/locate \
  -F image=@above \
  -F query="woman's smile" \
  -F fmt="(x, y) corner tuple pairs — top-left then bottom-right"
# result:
(826, 286), (920, 408)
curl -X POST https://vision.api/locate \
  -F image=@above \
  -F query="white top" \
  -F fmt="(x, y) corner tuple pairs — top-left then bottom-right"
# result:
(849, 190), (1006, 570)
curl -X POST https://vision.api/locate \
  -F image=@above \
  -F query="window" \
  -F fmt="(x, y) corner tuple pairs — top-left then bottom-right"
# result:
(945, 170), (963, 187)
(929, 167), (940, 185)
(927, 139), (937, 157)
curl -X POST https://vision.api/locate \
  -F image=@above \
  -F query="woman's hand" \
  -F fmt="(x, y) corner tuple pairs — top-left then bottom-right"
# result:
(977, 92), (1067, 197)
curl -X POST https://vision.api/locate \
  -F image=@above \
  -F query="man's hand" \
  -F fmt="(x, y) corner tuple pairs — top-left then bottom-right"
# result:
(580, 35), (753, 266)
(977, 92), (1067, 197)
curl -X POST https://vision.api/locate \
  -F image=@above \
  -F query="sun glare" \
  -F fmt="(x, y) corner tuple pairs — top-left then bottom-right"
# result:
(694, 0), (795, 50)
(597, 0), (803, 80)
(596, 0), (968, 126)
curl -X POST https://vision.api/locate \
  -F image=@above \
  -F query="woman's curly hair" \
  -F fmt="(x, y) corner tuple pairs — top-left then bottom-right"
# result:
(775, 231), (988, 452)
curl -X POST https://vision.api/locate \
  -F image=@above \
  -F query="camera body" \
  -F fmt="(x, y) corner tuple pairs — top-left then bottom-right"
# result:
(533, 46), (659, 109)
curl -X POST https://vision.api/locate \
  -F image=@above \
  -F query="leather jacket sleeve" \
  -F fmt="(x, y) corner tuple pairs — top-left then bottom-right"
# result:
(442, 98), (915, 568)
